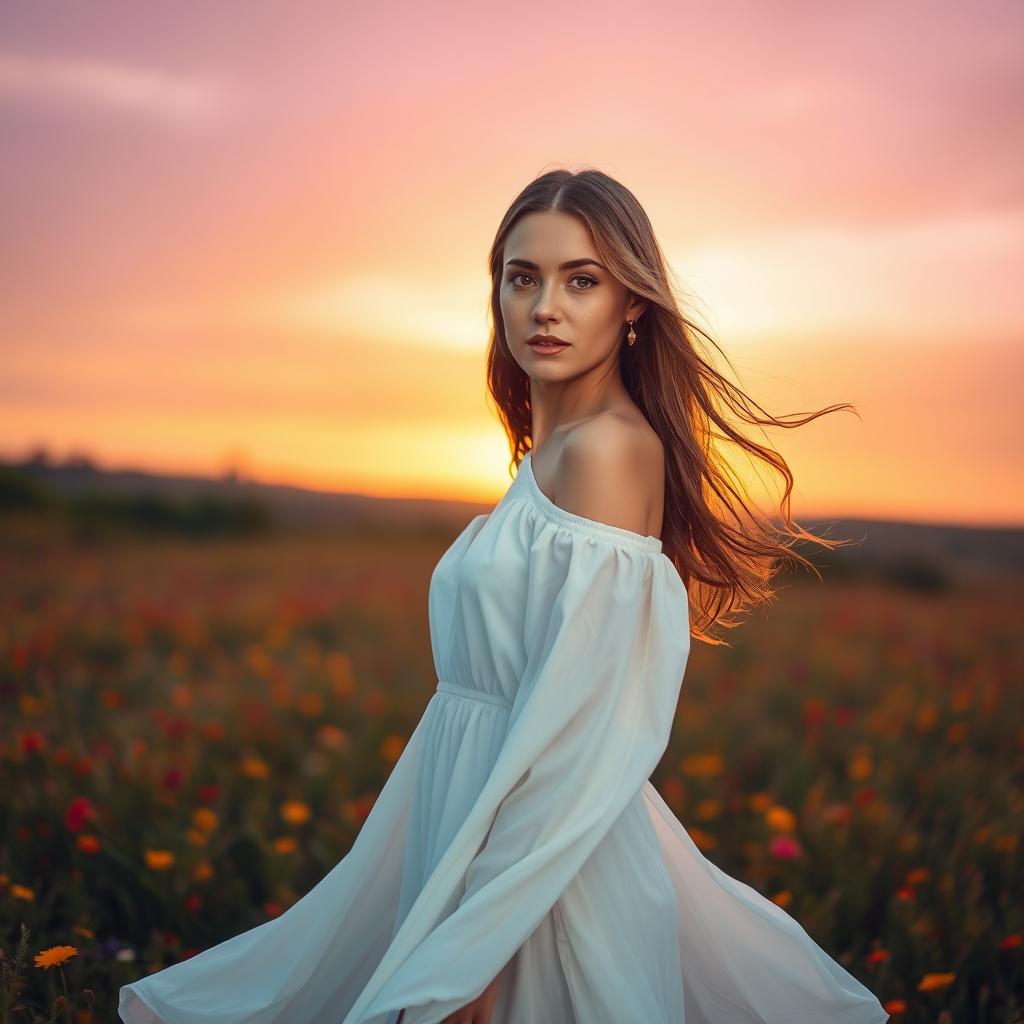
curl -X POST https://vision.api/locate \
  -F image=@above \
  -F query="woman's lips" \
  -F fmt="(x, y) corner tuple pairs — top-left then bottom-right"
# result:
(527, 340), (570, 355)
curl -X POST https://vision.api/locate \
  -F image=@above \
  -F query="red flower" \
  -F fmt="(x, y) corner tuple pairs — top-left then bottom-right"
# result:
(65, 797), (96, 832)
(161, 767), (184, 790)
(854, 786), (876, 806)
(802, 698), (827, 729)
(196, 783), (221, 805)
(833, 705), (855, 727)
(20, 731), (45, 754)
(823, 802), (851, 825)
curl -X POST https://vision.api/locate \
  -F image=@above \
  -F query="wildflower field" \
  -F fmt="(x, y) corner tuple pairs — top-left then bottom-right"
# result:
(1, 521), (1020, 1022)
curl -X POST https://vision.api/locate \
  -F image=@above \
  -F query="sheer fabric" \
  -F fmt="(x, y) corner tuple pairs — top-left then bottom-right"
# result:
(120, 452), (887, 1024)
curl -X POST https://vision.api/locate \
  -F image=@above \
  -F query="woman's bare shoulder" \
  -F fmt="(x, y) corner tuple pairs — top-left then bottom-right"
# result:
(554, 415), (665, 537)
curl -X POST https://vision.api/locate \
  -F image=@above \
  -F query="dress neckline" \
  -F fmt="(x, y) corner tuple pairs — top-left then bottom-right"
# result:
(521, 451), (663, 554)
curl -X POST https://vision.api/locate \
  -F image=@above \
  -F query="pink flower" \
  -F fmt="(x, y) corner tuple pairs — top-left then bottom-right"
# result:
(769, 835), (804, 860)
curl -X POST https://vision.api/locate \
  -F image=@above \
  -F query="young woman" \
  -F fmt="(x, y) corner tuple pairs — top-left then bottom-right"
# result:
(119, 169), (888, 1024)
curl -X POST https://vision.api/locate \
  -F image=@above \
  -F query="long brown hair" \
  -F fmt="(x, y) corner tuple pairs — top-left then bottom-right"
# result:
(485, 167), (857, 646)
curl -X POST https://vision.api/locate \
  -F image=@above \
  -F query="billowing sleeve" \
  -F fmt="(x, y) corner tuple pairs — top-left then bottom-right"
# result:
(349, 527), (691, 1024)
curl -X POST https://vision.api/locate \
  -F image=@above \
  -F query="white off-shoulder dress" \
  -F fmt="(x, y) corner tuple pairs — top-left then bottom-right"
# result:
(119, 451), (888, 1024)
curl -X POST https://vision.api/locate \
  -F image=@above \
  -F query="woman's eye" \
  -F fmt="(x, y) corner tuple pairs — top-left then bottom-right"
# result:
(508, 273), (598, 290)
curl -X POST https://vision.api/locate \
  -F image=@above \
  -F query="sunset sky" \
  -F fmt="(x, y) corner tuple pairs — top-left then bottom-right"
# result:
(2, 0), (1021, 526)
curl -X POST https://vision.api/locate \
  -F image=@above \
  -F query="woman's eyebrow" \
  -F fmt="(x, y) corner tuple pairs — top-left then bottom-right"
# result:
(504, 258), (608, 272)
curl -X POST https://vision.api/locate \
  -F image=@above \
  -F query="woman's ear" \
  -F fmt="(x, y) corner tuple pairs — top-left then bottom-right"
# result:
(627, 294), (648, 322)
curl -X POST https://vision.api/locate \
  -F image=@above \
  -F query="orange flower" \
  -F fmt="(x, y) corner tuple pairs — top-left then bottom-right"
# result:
(19, 694), (45, 716)
(11, 883), (35, 901)
(770, 890), (792, 908)
(945, 722), (967, 745)
(316, 724), (348, 752)
(144, 849), (175, 871)
(915, 702), (938, 731)
(241, 757), (270, 779)
(192, 808), (218, 834)
(380, 734), (406, 763)
(34, 945), (78, 969)
(75, 834), (101, 854)
(273, 836), (298, 855)
(747, 792), (773, 812)
(680, 753), (723, 777)
(192, 861), (214, 882)
(327, 652), (355, 699)
(883, 999), (907, 1014)
(865, 948), (890, 965)
(687, 827), (718, 851)
(847, 751), (873, 780)
(764, 805), (797, 833)
(297, 692), (324, 717)
(280, 800), (311, 826)
(905, 867), (931, 885)
(695, 799), (721, 821)
(917, 971), (955, 992)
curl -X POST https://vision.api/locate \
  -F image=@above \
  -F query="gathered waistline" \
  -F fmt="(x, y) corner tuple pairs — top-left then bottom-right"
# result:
(435, 679), (513, 712)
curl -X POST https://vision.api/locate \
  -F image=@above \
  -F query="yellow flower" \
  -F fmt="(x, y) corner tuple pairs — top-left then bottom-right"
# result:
(192, 808), (218, 834)
(917, 971), (955, 991)
(34, 945), (78, 969)
(280, 800), (312, 826)
(11, 883), (35, 901)
(764, 805), (797, 833)
(144, 849), (175, 870)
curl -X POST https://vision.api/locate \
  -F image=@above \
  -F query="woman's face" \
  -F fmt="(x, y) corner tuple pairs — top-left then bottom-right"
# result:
(499, 210), (645, 380)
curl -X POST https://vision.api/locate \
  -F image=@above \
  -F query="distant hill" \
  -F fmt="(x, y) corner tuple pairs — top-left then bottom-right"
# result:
(1, 451), (490, 537)
(2, 451), (1021, 584)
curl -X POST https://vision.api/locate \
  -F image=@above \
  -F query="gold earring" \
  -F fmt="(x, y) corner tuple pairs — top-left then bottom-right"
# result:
(626, 320), (637, 347)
